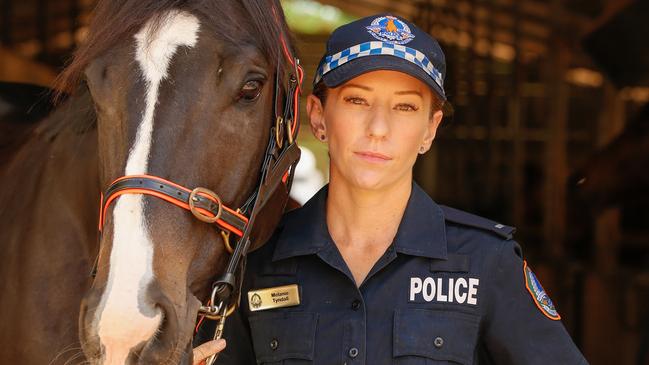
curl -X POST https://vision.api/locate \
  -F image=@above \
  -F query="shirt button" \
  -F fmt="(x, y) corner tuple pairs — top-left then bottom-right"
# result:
(270, 338), (279, 350)
(348, 347), (359, 358)
(434, 337), (444, 348)
(351, 299), (361, 310)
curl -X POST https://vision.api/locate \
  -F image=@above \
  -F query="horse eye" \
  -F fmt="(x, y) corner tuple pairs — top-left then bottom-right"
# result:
(239, 80), (263, 101)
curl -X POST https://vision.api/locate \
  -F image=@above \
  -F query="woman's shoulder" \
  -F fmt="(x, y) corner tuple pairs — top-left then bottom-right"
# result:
(437, 204), (519, 260)
(439, 205), (516, 240)
(437, 206), (527, 296)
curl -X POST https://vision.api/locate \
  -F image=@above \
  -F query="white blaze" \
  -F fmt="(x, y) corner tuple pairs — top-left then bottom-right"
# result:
(96, 11), (200, 365)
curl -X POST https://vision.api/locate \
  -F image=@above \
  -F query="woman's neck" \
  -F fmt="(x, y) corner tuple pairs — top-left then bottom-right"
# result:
(326, 174), (412, 249)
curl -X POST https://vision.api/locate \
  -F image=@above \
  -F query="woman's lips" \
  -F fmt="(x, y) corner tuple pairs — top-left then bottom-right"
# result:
(354, 151), (392, 163)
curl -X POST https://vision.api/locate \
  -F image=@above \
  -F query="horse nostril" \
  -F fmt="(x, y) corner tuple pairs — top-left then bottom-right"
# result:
(154, 304), (168, 335)
(134, 300), (184, 364)
(78, 290), (104, 361)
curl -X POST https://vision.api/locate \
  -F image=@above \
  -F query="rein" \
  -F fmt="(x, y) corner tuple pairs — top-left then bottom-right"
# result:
(96, 28), (303, 364)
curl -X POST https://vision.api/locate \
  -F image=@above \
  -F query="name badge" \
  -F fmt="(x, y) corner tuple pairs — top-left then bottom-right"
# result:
(248, 284), (300, 312)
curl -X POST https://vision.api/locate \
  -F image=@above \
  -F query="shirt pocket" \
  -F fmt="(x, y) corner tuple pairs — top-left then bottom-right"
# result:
(249, 311), (318, 365)
(393, 308), (479, 365)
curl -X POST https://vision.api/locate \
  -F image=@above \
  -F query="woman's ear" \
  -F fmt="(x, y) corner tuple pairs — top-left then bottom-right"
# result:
(420, 110), (443, 154)
(307, 94), (327, 141)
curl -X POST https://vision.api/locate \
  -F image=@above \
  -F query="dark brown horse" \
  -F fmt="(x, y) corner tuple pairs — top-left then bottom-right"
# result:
(0, 1), (298, 364)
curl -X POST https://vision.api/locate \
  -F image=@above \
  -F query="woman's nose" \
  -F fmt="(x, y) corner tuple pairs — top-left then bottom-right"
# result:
(366, 105), (390, 139)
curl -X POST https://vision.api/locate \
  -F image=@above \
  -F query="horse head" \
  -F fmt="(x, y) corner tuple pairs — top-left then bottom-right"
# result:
(63, 1), (300, 363)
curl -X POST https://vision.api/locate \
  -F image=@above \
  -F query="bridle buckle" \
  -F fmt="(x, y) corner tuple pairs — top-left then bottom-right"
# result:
(275, 116), (285, 149)
(189, 187), (223, 223)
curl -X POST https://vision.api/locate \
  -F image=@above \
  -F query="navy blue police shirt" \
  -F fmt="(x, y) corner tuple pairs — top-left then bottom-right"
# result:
(209, 183), (588, 364)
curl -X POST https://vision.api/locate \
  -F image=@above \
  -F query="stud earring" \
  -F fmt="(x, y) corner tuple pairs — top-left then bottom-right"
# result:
(319, 134), (326, 141)
(419, 146), (426, 154)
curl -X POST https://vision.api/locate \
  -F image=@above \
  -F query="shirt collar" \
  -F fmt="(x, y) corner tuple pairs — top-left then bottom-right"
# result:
(272, 182), (447, 262)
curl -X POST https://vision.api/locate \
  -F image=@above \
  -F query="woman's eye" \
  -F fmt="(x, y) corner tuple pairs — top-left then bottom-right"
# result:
(343, 96), (367, 105)
(239, 80), (263, 101)
(395, 103), (418, 112)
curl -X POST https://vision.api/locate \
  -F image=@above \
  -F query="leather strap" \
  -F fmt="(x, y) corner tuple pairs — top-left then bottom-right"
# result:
(99, 175), (249, 237)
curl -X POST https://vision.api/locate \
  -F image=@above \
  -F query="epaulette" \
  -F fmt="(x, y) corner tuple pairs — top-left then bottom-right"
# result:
(439, 205), (516, 240)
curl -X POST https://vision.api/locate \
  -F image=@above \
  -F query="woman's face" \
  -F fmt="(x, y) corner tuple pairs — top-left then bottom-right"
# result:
(307, 70), (443, 191)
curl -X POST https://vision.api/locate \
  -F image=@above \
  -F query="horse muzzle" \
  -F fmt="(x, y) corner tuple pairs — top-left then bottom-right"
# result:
(79, 283), (201, 365)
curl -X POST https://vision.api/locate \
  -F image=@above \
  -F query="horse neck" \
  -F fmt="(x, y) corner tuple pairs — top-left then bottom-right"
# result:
(0, 89), (102, 364)
(0, 89), (100, 265)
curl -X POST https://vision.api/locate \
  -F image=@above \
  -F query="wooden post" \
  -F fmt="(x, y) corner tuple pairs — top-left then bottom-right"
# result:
(581, 80), (627, 365)
(511, 0), (524, 233)
(594, 81), (625, 275)
(0, 0), (12, 46)
(544, 40), (569, 261)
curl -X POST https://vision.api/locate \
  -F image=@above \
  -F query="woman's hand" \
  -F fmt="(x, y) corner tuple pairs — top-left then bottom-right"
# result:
(192, 339), (226, 365)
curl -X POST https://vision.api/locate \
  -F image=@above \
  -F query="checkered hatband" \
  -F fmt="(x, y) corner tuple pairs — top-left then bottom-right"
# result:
(314, 41), (444, 89)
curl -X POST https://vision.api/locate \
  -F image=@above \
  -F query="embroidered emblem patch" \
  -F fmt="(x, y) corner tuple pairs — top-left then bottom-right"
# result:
(366, 15), (415, 45)
(523, 261), (561, 320)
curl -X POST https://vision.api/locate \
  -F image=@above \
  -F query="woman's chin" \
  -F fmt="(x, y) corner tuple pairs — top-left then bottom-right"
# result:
(332, 162), (408, 191)
(349, 172), (394, 191)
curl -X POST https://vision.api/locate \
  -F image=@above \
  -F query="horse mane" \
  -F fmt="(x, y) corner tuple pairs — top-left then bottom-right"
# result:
(55, 0), (295, 100)
(0, 86), (96, 212)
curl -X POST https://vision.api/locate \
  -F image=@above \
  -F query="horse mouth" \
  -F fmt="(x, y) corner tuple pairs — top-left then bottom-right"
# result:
(80, 290), (202, 365)
(135, 294), (202, 365)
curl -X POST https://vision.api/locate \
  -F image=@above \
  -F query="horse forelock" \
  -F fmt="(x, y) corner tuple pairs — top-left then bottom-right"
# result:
(95, 11), (201, 364)
(55, 0), (295, 100)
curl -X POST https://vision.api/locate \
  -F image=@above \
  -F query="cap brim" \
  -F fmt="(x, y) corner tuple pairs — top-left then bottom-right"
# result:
(322, 55), (453, 117)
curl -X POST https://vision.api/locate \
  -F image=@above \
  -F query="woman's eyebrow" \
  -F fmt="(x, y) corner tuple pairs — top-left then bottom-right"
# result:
(394, 90), (423, 98)
(341, 84), (372, 91)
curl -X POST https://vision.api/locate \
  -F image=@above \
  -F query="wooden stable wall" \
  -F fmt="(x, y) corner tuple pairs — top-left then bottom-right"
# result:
(0, 0), (94, 78)
(0, 47), (55, 85)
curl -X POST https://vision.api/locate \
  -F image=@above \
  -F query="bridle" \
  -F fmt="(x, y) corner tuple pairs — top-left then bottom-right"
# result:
(96, 25), (303, 364)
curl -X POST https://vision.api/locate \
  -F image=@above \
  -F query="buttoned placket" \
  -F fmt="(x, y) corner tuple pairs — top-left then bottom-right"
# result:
(269, 183), (449, 364)
(316, 239), (400, 365)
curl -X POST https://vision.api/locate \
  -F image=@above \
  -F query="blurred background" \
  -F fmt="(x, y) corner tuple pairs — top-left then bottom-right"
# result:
(1, 0), (648, 363)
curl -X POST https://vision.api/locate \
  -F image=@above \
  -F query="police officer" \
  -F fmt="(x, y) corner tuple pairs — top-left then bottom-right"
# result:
(196, 13), (588, 365)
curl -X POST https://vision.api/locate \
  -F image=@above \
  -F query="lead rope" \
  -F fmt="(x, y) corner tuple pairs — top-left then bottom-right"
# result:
(204, 304), (228, 365)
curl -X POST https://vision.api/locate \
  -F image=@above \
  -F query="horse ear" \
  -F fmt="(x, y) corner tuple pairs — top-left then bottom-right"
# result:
(247, 183), (290, 252)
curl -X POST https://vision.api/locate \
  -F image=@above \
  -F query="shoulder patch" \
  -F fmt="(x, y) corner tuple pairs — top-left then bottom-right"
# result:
(523, 261), (561, 320)
(439, 205), (516, 240)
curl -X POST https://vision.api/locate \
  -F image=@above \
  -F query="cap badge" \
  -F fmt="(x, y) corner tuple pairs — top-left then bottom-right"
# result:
(366, 15), (415, 45)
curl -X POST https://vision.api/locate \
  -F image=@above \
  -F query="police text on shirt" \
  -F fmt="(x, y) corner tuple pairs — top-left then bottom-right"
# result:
(409, 277), (479, 305)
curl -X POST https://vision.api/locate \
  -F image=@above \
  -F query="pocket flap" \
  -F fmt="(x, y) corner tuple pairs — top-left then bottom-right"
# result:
(393, 309), (479, 364)
(249, 312), (317, 363)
